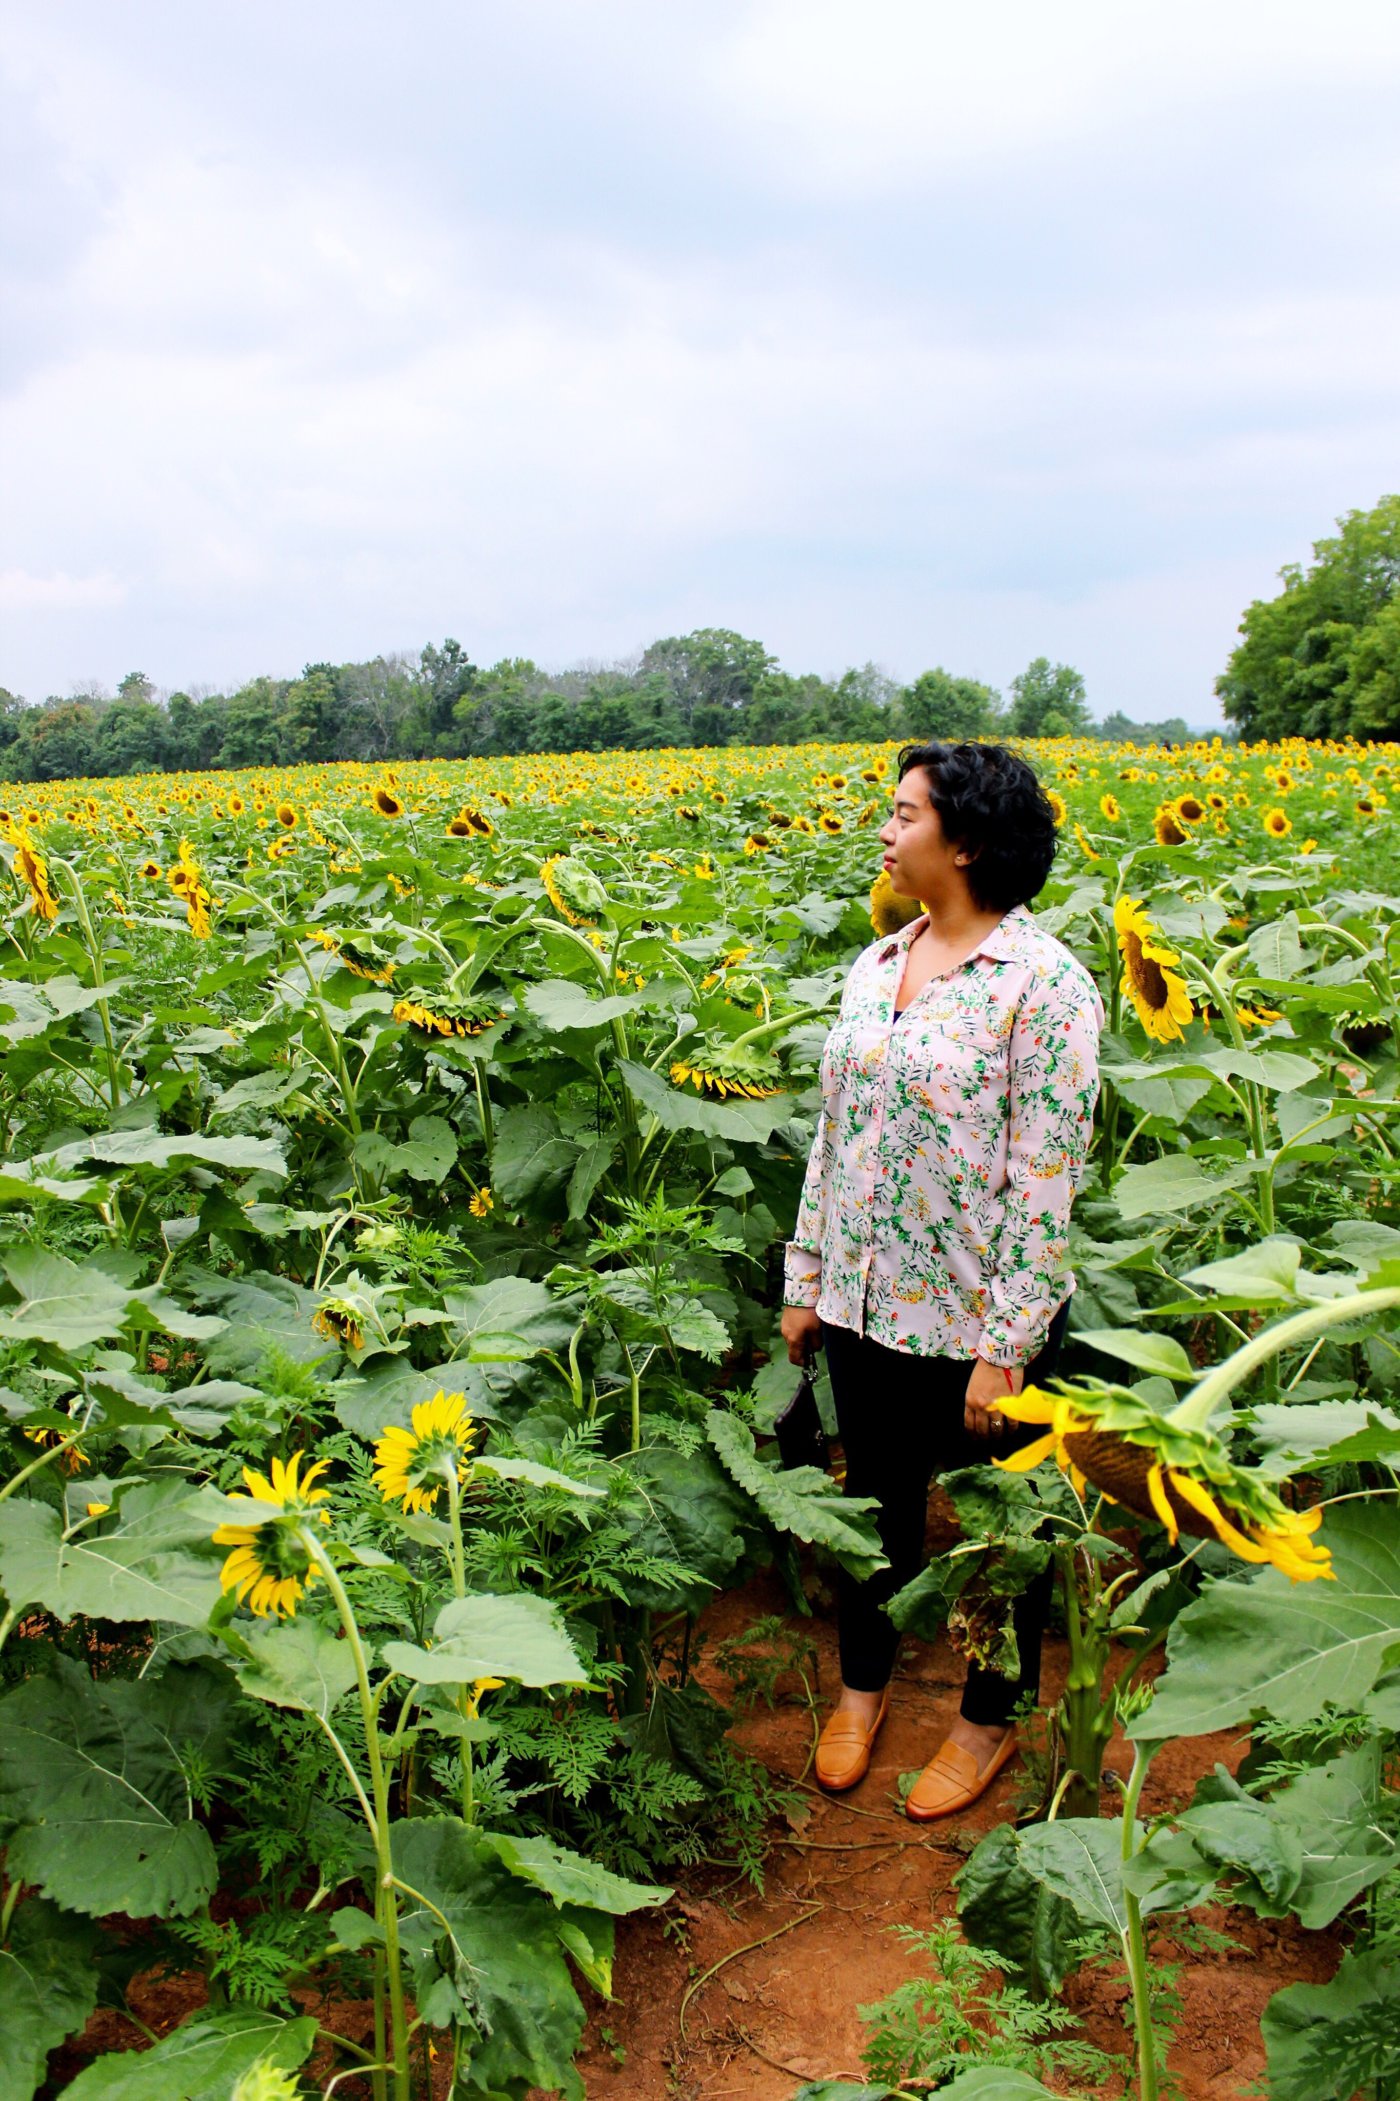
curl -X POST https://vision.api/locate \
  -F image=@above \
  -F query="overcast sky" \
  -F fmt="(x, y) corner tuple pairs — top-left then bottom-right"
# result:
(3, 1), (1398, 722)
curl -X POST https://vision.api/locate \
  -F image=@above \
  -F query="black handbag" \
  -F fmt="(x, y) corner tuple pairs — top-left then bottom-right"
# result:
(774, 1351), (829, 1474)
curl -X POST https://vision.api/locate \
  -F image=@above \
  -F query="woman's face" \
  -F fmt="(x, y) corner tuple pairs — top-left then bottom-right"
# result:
(878, 766), (966, 901)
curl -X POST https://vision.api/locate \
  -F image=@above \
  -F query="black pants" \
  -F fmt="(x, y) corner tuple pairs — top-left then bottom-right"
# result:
(822, 1299), (1070, 1727)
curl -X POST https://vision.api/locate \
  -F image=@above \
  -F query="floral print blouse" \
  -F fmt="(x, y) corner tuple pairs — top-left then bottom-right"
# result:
(783, 904), (1103, 1366)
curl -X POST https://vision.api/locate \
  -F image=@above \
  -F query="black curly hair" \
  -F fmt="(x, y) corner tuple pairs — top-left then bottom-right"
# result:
(895, 741), (1058, 912)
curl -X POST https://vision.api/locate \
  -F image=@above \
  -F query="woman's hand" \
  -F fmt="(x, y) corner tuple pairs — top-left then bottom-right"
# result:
(780, 1305), (823, 1366)
(964, 1355), (1024, 1439)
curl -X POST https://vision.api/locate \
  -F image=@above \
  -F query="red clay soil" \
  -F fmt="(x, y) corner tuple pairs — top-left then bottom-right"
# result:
(566, 1558), (1342, 2101)
(49, 1538), (1341, 2100)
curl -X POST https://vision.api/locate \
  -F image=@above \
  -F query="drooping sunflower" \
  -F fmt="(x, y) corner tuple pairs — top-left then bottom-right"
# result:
(869, 868), (924, 937)
(818, 811), (843, 835)
(1072, 822), (1100, 861)
(372, 784), (405, 819)
(1045, 789), (1068, 828)
(312, 1298), (367, 1351)
(993, 1382), (1331, 1582)
(6, 824), (61, 921)
(372, 1388), (478, 1513)
(1099, 793), (1121, 822)
(336, 935), (397, 985)
(1153, 804), (1188, 847)
(1263, 806), (1291, 839)
(670, 1037), (784, 1101)
(212, 1453), (332, 1618)
(540, 853), (607, 926)
(1114, 895), (1194, 1042)
(167, 838), (213, 938)
(392, 989), (507, 1039)
(468, 1185), (494, 1218)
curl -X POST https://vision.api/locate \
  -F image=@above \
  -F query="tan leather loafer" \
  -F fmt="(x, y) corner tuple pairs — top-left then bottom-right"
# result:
(814, 1687), (891, 1792)
(905, 1727), (1017, 1821)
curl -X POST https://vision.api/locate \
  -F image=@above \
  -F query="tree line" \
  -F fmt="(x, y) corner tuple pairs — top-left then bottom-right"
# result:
(1217, 494), (1399, 740)
(0, 636), (1206, 783)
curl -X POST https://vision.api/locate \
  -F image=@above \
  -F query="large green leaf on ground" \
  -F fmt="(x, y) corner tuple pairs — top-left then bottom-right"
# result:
(955, 1822), (1091, 1997)
(1131, 1500), (1400, 1739)
(0, 1658), (235, 1918)
(0, 1487), (224, 1626)
(381, 1590), (588, 1690)
(707, 1407), (887, 1582)
(1261, 1948), (1400, 2101)
(391, 1817), (593, 2099)
(480, 1830), (669, 1913)
(62, 2010), (317, 2100)
(0, 1898), (100, 2101)
(234, 1617), (357, 1720)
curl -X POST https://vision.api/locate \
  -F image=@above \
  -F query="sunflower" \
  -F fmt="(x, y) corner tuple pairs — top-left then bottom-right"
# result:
(869, 868), (924, 936)
(212, 1453), (332, 1618)
(1356, 799), (1377, 819)
(1073, 822), (1100, 861)
(1175, 795), (1206, 825)
(540, 853), (607, 925)
(23, 1424), (87, 1472)
(7, 827), (61, 921)
(276, 802), (297, 829)
(372, 1388), (478, 1513)
(468, 1186), (494, 1218)
(372, 784), (405, 818)
(670, 1038), (784, 1100)
(227, 793), (246, 817)
(1153, 804), (1188, 846)
(994, 1382), (1331, 1582)
(1263, 806), (1291, 838)
(1046, 789), (1067, 827)
(312, 1299), (366, 1351)
(1100, 793), (1121, 822)
(818, 812), (843, 834)
(392, 990), (506, 1038)
(168, 839), (213, 938)
(138, 858), (163, 880)
(336, 935), (396, 985)
(1207, 792), (1228, 812)
(1114, 895), (1194, 1042)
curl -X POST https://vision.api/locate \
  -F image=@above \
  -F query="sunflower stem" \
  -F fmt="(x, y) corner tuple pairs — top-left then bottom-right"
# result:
(444, 1469), (478, 1823)
(1120, 1739), (1160, 2101)
(304, 1536), (411, 2101)
(1172, 1287), (1400, 1430)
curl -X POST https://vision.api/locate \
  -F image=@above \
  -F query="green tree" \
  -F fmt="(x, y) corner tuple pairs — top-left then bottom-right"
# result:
(897, 667), (1002, 741)
(13, 700), (103, 780)
(1217, 496), (1400, 739)
(641, 629), (776, 742)
(1006, 658), (1091, 737)
(94, 698), (171, 775)
(0, 687), (25, 752)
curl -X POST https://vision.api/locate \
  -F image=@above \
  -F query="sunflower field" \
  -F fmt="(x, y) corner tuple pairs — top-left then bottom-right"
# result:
(2, 733), (1400, 2101)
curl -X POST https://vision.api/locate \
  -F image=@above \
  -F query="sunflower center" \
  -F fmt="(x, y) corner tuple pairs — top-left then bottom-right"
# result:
(1123, 932), (1169, 1009)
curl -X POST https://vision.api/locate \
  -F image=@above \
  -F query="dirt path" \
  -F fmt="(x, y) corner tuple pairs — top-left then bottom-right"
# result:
(568, 1563), (1341, 2101)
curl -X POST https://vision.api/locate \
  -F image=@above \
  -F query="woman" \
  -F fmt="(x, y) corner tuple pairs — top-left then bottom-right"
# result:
(779, 740), (1102, 1819)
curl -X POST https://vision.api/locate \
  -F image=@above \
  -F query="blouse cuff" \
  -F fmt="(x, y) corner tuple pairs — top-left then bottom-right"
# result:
(783, 1244), (822, 1308)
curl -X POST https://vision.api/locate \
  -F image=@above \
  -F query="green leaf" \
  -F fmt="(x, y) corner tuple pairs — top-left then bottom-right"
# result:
(1261, 1947), (1400, 2101)
(1132, 1500), (1400, 1739)
(1075, 1327), (1195, 1379)
(1247, 1745), (1396, 1928)
(1011, 1815), (1136, 1935)
(1245, 1400), (1400, 1475)
(619, 1057), (791, 1142)
(1182, 1239), (1302, 1301)
(353, 1113), (457, 1185)
(566, 1136), (616, 1220)
(234, 1618), (357, 1720)
(83, 1128), (288, 1177)
(0, 1247), (137, 1348)
(1112, 1072), (1213, 1123)
(441, 1275), (578, 1360)
(617, 1442), (756, 1611)
(0, 1898), (100, 2101)
(955, 1823), (1090, 1997)
(707, 1407), (887, 1581)
(491, 1103), (580, 1207)
(391, 1817), (592, 2098)
(0, 1659), (234, 1918)
(62, 2010), (318, 2100)
(474, 1453), (603, 1497)
(1112, 1153), (1256, 1221)
(913, 2072), (1063, 2099)
(0, 1491), (223, 1627)
(381, 1590), (588, 1689)
(480, 1830), (669, 1913)
(523, 979), (645, 1030)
